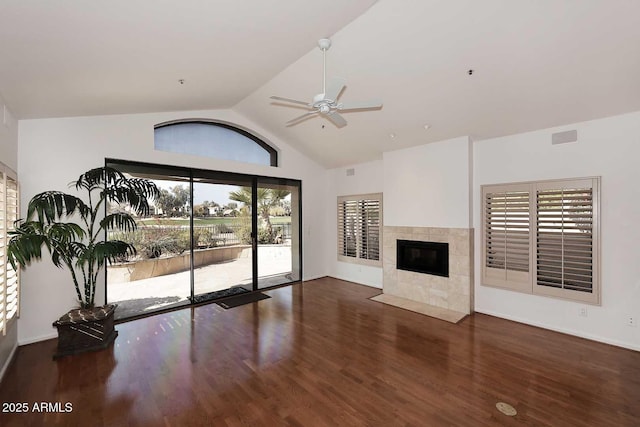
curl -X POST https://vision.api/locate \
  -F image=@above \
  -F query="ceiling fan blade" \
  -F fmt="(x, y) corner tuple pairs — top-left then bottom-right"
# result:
(326, 111), (347, 128)
(286, 111), (318, 125)
(270, 96), (311, 107)
(324, 77), (347, 102)
(338, 99), (383, 111)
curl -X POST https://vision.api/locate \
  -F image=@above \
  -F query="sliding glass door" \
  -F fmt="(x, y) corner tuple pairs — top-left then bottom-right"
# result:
(105, 163), (192, 319)
(105, 160), (302, 320)
(257, 178), (301, 289)
(192, 173), (254, 301)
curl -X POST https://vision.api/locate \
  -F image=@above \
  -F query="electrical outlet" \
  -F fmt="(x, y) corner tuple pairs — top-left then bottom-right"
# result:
(627, 316), (637, 327)
(579, 307), (588, 317)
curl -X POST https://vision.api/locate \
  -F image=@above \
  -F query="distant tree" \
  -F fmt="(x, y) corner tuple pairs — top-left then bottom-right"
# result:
(171, 185), (190, 214)
(156, 189), (176, 216)
(229, 187), (290, 241)
(193, 204), (206, 217)
(156, 185), (190, 216)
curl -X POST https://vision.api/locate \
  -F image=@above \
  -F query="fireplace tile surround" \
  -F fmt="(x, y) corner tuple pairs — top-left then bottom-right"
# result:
(383, 226), (473, 315)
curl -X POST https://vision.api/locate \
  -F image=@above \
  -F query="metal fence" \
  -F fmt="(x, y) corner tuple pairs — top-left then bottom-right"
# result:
(108, 222), (292, 255)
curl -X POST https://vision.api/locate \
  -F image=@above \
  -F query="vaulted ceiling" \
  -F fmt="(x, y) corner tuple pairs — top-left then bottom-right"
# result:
(2, 1), (639, 168)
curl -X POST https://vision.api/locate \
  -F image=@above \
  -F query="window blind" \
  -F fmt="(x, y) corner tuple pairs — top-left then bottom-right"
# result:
(482, 184), (532, 291)
(482, 177), (599, 304)
(338, 199), (359, 258)
(485, 190), (530, 272)
(0, 166), (19, 335)
(5, 176), (19, 321)
(338, 194), (382, 266)
(360, 198), (381, 261)
(0, 171), (5, 333)
(536, 187), (593, 293)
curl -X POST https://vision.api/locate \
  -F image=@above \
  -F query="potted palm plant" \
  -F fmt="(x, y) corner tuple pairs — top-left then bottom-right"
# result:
(7, 166), (159, 358)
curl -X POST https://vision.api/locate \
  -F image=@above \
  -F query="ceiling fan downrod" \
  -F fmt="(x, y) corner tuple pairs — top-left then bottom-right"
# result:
(318, 38), (332, 96)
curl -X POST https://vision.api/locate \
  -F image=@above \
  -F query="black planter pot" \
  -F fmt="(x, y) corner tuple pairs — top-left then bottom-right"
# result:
(52, 304), (118, 359)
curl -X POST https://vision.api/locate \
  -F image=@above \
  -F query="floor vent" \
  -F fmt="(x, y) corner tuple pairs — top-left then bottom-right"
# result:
(496, 402), (517, 416)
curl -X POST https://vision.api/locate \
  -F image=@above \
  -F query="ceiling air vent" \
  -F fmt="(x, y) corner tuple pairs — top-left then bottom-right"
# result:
(346, 168), (355, 176)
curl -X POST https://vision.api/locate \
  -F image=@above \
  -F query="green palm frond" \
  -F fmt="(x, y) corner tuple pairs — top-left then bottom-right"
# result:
(67, 242), (88, 260)
(73, 166), (126, 192)
(7, 222), (50, 270)
(270, 189), (290, 202)
(256, 187), (270, 201)
(102, 177), (159, 217)
(90, 240), (136, 268)
(26, 191), (90, 224)
(100, 213), (138, 232)
(47, 222), (86, 242)
(229, 187), (252, 206)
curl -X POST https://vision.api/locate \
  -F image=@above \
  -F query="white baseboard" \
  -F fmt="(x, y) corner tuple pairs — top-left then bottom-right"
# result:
(475, 309), (640, 352)
(18, 331), (58, 346)
(0, 342), (18, 383)
(327, 275), (382, 289)
(302, 274), (328, 282)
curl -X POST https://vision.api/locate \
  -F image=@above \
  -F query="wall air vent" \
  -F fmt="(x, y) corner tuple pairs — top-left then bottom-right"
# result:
(552, 130), (577, 145)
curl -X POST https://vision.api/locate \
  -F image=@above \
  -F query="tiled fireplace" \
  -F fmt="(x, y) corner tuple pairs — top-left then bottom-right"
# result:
(382, 226), (473, 315)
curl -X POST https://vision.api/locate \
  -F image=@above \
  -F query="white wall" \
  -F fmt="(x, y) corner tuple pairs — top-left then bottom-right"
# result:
(473, 111), (640, 351)
(0, 96), (18, 380)
(326, 160), (384, 288)
(17, 108), (327, 343)
(325, 137), (474, 289)
(383, 136), (472, 228)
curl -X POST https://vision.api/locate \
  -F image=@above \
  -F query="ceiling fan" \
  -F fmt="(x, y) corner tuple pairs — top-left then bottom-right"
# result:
(270, 38), (382, 128)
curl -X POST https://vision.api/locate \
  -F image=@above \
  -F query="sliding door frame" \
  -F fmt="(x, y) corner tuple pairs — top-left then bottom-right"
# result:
(104, 158), (302, 318)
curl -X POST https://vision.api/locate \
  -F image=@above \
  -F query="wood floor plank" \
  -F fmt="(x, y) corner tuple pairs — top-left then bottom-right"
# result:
(0, 277), (638, 426)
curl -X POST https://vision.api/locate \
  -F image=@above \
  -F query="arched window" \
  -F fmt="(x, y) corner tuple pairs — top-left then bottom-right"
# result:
(154, 120), (278, 167)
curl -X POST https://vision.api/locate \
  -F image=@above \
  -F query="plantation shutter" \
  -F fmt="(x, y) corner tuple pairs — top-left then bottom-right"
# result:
(0, 171), (5, 333)
(534, 178), (599, 303)
(338, 199), (358, 258)
(482, 177), (600, 305)
(360, 198), (381, 261)
(5, 176), (19, 322)
(0, 165), (19, 335)
(482, 184), (532, 291)
(338, 194), (382, 266)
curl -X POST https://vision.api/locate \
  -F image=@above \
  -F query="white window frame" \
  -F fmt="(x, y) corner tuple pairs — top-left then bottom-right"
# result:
(337, 193), (382, 267)
(0, 162), (19, 335)
(482, 177), (600, 305)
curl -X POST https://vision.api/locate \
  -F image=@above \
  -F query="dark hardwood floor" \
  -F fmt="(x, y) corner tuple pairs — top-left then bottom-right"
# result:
(1, 277), (639, 426)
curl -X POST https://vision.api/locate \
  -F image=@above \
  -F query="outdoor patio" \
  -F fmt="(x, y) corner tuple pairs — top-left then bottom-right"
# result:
(108, 244), (294, 318)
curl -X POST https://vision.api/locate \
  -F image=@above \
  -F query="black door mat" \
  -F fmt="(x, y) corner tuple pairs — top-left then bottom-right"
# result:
(113, 296), (187, 320)
(192, 286), (249, 304)
(216, 292), (270, 309)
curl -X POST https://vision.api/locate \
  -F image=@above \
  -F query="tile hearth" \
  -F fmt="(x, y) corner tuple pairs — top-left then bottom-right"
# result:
(370, 293), (467, 323)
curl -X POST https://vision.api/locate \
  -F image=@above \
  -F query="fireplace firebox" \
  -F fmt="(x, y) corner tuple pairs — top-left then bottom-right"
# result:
(396, 240), (449, 277)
